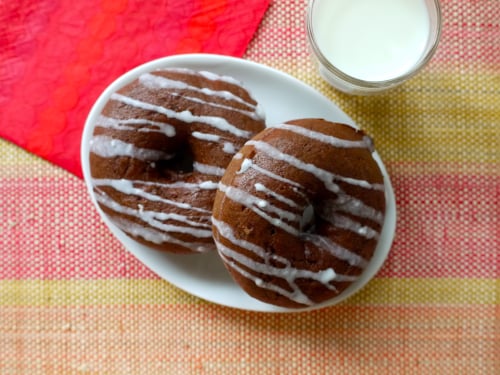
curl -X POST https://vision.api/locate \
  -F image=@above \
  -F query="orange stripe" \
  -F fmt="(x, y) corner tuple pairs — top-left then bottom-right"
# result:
(0, 305), (496, 373)
(0, 279), (497, 306)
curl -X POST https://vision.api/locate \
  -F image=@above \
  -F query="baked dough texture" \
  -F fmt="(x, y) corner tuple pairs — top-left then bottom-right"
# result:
(212, 119), (386, 307)
(89, 68), (266, 253)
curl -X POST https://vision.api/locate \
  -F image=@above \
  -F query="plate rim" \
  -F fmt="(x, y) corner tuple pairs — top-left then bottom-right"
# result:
(81, 53), (396, 313)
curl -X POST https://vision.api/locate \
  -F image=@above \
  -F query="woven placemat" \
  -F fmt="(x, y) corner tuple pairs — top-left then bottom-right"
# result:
(1, 0), (499, 373)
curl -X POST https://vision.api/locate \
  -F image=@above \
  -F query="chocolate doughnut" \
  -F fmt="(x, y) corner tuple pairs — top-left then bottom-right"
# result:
(89, 68), (266, 253)
(212, 119), (386, 307)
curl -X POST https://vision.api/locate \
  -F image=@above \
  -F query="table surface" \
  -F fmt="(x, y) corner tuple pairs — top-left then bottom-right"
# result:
(1, 0), (499, 374)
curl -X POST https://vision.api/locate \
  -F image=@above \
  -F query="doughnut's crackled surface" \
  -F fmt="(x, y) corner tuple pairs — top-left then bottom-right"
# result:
(89, 68), (266, 253)
(212, 119), (386, 307)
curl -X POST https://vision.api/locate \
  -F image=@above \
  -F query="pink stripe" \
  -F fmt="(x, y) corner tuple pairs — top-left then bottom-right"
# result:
(379, 172), (499, 278)
(0, 177), (157, 280)
(1, 173), (497, 279)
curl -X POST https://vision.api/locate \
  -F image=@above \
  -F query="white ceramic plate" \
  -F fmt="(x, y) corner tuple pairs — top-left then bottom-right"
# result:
(81, 53), (396, 312)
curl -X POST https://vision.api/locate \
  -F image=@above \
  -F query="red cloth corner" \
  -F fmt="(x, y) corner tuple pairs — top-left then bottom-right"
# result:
(0, 0), (269, 177)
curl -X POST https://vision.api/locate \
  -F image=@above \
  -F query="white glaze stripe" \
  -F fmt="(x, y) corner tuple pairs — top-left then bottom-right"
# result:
(270, 123), (372, 149)
(96, 115), (176, 137)
(213, 218), (359, 306)
(92, 179), (211, 214)
(246, 140), (384, 225)
(300, 233), (369, 268)
(90, 135), (174, 161)
(190, 132), (237, 155)
(164, 68), (241, 86)
(254, 182), (301, 209)
(155, 69), (266, 121)
(160, 91), (260, 121)
(198, 70), (243, 85)
(220, 183), (299, 222)
(320, 212), (380, 240)
(193, 162), (226, 177)
(112, 179), (219, 191)
(222, 142), (236, 154)
(246, 140), (384, 191)
(327, 196), (384, 225)
(141, 73), (248, 104)
(113, 216), (213, 252)
(249, 163), (304, 190)
(110, 93), (252, 138)
(218, 183), (300, 236)
(217, 243), (314, 306)
(95, 190), (212, 238)
(140, 73), (261, 118)
(191, 131), (220, 142)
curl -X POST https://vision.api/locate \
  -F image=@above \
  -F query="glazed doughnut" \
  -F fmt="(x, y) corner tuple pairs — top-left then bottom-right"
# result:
(212, 119), (386, 307)
(89, 68), (266, 253)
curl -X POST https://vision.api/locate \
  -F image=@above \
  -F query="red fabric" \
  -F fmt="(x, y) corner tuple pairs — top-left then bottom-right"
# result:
(0, 0), (269, 178)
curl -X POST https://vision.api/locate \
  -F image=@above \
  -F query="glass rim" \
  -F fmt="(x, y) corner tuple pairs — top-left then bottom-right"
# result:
(306, 0), (443, 89)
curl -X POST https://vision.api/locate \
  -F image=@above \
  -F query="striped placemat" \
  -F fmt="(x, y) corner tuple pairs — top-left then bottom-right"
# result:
(1, 0), (498, 373)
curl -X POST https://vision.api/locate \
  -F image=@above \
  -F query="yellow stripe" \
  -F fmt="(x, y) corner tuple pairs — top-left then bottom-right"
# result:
(347, 278), (499, 306)
(253, 58), (500, 164)
(315, 71), (500, 165)
(0, 139), (69, 178)
(0, 279), (200, 307)
(386, 161), (499, 177)
(0, 139), (43, 165)
(0, 278), (498, 307)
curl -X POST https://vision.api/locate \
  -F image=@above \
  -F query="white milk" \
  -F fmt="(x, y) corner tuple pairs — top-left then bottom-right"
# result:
(312, 0), (431, 82)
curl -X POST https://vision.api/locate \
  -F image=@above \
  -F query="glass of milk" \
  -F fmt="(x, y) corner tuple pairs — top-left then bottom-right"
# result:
(307, 0), (442, 94)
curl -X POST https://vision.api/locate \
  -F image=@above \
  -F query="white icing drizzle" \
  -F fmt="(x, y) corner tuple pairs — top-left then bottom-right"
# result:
(217, 243), (315, 306)
(254, 182), (301, 209)
(191, 132), (237, 154)
(161, 68), (241, 86)
(270, 123), (372, 149)
(220, 254), (314, 305)
(237, 158), (253, 174)
(246, 140), (384, 192)
(244, 150), (383, 228)
(198, 70), (242, 85)
(222, 142), (236, 154)
(95, 190), (212, 238)
(96, 115), (176, 137)
(140, 73), (263, 120)
(198, 181), (220, 190)
(110, 93), (252, 138)
(300, 233), (369, 268)
(146, 180), (217, 190)
(158, 68), (266, 120)
(320, 212), (380, 240)
(92, 178), (212, 214)
(193, 162), (226, 177)
(191, 131), (220, 142)
(325, 196), (384, 225)
(213, 218), (359, 306)
(218, 183), (300, 235)
(249, 163), (305, 190)
(113, 216), (214, 252)
(221, 145), (384, 257)
(95, 178), (218, 191)
(163, 91), (261, 121)
(90, 135), (174, 161)
(233, 152), (243, 160)
(196, 70), (266, 121)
